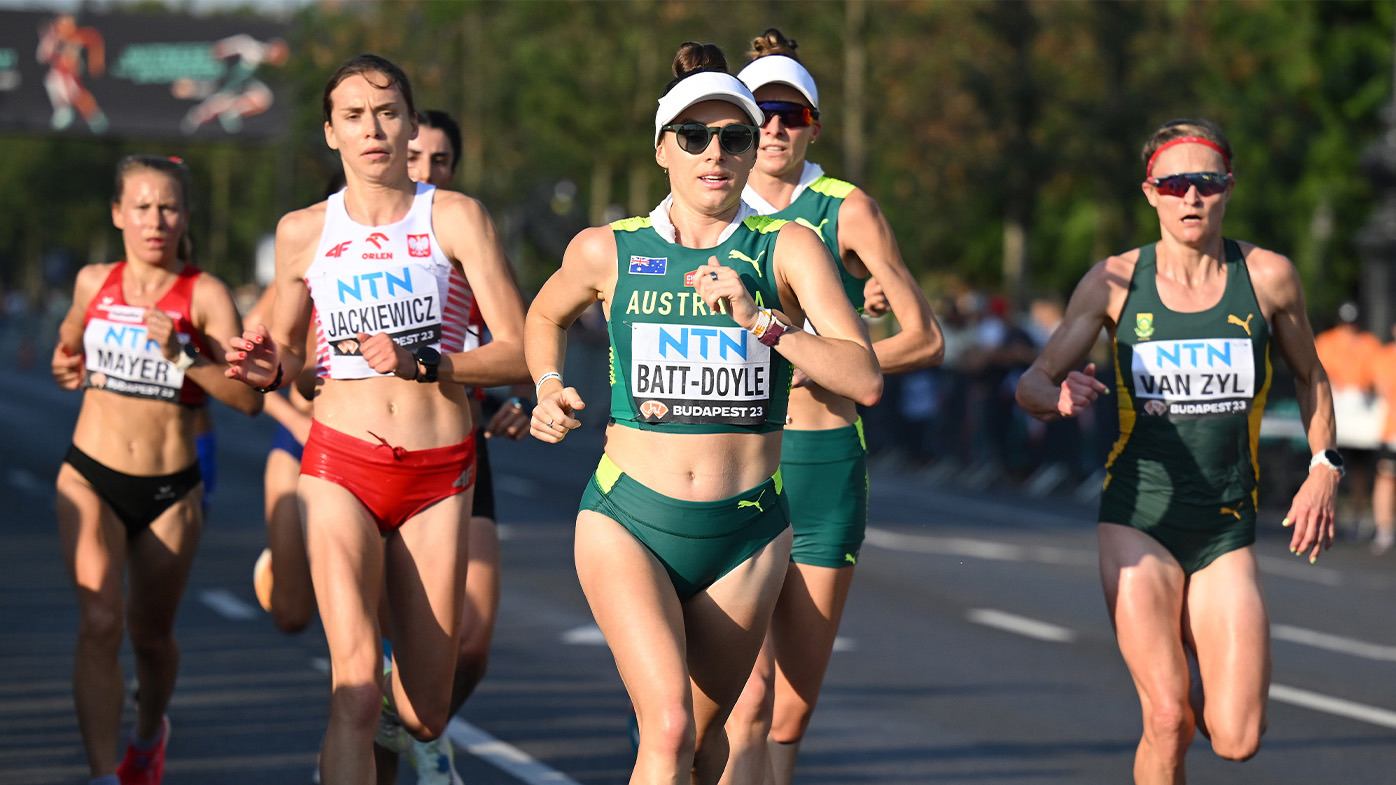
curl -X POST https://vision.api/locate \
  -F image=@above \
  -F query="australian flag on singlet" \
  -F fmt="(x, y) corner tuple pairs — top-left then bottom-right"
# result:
(628, 255), (668, 275)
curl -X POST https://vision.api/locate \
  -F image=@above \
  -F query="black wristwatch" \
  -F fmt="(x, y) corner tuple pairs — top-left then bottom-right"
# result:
(173, 341), (199, 371)
(413, 346), (441, 384)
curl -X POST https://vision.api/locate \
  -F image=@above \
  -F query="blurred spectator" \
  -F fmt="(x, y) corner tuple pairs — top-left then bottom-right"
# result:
(1314, 300), (1382, 533)
(1370, 324), (1396, 554)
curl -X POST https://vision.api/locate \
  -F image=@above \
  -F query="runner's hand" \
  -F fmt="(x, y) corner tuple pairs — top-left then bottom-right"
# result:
(531, 387), (585, 444)
(357, 331), (411, 378)
(694, 257), (758, 330)
(1058, 363), (1108, 418)
(225, 323), (280, 387)
(486, 400), (530, 440)
(51, 343), (84, 390)
(142, 307), (180, 362)
(1283, 467), (1339, 563)
(863, 277), (890, 317)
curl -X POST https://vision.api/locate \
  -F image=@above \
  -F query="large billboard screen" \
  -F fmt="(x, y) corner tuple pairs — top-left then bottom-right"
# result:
(0, 10), (290, 140)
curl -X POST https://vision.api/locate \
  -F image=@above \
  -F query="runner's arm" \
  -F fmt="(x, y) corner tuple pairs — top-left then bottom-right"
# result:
(838, 189), (943, 374)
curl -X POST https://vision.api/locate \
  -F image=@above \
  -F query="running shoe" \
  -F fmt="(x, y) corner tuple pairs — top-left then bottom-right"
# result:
(116, 716), (170, 785)
(253, 547), (274, 612)
(375, 661), (413, 755)
(410, 735), (464, 785)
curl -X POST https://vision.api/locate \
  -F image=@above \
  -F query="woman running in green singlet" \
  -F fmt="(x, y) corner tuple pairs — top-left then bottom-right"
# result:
(722, 28), (944, 785)
(525, 41), (881, 785)
(1016, 119), (1340, 784)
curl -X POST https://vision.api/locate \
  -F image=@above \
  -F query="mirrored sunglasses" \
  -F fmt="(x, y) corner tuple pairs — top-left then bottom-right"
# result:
(1146, 171), (1233, 198)
(756, 100), (819, 128)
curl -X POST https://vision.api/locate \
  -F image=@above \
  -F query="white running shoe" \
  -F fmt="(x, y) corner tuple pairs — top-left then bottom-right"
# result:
(410, 735), (464, 785)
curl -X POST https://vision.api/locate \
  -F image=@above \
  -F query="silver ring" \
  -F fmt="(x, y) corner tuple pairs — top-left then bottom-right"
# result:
(547, 419), (554, 428)
(709, 271), (719, 281)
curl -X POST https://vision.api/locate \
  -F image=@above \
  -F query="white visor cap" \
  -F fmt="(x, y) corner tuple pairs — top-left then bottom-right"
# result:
(737, 55), (819, 110)
(654, 71), (765, 146)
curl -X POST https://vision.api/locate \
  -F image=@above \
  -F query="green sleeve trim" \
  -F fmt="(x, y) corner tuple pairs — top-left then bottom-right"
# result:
(742, 215), (789, 234)
(809, 176), (857, 199)
(610, 216), (652, 232)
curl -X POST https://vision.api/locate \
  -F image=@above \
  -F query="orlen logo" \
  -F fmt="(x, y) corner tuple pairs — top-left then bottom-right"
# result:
(639, 400), (668, 419)
(1143, 399), (1168, 416)
(325, 240), (352, 258)
(365, 232), (390, 249)
(407, 234), (430, 258)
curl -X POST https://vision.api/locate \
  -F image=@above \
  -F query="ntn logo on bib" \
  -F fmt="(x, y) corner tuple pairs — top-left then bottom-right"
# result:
(630, 323), (770, 400)
(1130, 337), (1255, 402)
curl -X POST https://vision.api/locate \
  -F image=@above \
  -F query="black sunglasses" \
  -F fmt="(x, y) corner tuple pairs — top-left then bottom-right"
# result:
(1145, 171), (1233, 198)
(661, 123), (760, 155)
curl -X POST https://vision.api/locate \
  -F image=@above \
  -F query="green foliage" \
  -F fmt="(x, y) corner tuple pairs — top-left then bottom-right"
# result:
(8, 0), (1393, 323)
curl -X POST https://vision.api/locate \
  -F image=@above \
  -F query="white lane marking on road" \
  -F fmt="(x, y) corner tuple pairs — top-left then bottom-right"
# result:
(1272, 624), (1396, 661)
(449, 717), (585, 784)
(865, 527), (1093, 566)
(1254, 554), (1343, 586)
(562, 625), (606, 646)
(868, 527), (1344, 584)
(198, 589), (258, 620)
(1269, 683), (1396, 729)
(966, 608), (1076, 643)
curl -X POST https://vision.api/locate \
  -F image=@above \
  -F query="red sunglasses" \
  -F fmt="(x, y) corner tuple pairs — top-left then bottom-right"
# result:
(1146, 171), (1233, 198)
(757, 100), (819, 128)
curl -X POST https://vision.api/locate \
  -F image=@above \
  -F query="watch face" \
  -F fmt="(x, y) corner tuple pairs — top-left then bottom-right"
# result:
(416, 346), (441, 363)
(1324, 449), (1344, 467)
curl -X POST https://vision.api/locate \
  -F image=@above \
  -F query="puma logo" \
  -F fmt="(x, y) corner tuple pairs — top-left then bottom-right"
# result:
(727, 249), (766, 278)
(794, 217), (830, 240)
(844, 553), (857, 565)
(1220, 506), (1241, 519)
(737, 490), (766, 513)
(1228, 313), (1255, 336)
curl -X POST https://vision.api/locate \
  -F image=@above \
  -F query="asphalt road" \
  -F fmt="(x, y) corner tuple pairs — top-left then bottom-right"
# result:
(4, 357), (1396, 785)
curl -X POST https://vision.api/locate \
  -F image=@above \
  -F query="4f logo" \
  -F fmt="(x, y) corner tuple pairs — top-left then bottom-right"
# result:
(365, 232), (390, 249)
(325, 241), (352, 258)
(639, 400), (668, 419)
(407, 234), (431, 258)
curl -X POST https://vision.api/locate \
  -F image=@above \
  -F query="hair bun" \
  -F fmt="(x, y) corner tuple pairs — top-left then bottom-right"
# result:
(750, 28), (800, 61)
(673, 42), (729, 79)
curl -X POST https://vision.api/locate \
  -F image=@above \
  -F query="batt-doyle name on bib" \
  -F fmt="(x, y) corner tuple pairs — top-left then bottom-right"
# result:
(630, 321), (772, 424)
(321, 263), (441, 356)
(1130, 337), (1256, 418)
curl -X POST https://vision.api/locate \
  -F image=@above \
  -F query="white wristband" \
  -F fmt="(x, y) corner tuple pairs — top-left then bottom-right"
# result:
(535, 371), (562, 397)
(749, 308), (773, 338)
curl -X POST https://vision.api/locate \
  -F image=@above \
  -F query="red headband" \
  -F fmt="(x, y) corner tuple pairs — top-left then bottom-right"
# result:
(1145, 136), (1230, 177)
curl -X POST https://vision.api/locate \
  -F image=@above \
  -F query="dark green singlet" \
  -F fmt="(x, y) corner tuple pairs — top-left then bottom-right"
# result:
(1100, 239), (1273, 572)
(764, 175), (866, 312)
(606, 214), (795, 434)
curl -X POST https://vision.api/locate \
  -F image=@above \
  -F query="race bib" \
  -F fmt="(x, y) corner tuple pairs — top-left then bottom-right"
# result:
(1131, 337), (1255, 418)
(82, 307), (187, 402)
(319, 262), (442, 357)
(629, 322), (772, 425)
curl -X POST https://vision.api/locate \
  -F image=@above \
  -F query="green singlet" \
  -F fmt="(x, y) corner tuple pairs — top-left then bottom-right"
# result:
(1100, 238), (1272, 574)
(764, 174), (866, 312)
(606, 214), (795, 434)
